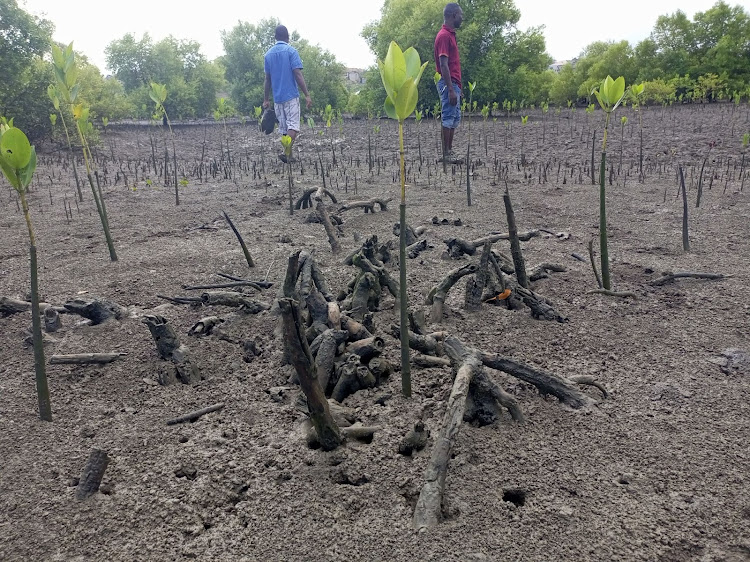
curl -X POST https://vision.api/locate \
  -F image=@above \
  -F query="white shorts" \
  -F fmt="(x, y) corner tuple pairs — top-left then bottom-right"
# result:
(274, 97), (301, 135)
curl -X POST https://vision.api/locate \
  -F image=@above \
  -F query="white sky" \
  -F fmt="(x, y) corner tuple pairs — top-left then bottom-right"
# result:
(19, 0), (750, 73)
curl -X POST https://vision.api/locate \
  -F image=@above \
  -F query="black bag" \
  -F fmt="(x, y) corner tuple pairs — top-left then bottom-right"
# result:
(260, 108), (278, 134)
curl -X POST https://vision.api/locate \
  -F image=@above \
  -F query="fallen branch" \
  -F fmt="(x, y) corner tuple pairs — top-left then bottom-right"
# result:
(586, 289), (638, 299)
(338, 198), (392, 213)
(222, 211), (254, 268)
(166, 402), (226, 425)
(314, 186), (342, 255)
(649, 271), (732, 286)
(427, 263), (478, 322)
(182, 281), (263, 291)
(215, 273), (273, 289)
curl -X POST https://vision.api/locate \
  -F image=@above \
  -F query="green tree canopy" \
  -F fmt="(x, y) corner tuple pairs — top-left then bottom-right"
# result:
(0, 0), (54, 140)
(361, 0), (550, 109)
(105, 33), (224, 118)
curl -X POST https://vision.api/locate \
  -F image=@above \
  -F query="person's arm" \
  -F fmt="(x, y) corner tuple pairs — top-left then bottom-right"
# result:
(439, 55), (457, 106)
(293, 68), (312, 109)
(263, 72), (272, 108)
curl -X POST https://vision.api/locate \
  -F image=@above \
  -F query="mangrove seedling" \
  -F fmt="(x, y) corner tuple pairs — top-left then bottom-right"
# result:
(149, 82), (179, 204)
(592, 75), (627, 290)
(630, 83), (645, 179)
(465, 81), (476, 205)
(0, 124), (51, 421)
(379, 40), (428, 397)
(50, 43), (117, 261)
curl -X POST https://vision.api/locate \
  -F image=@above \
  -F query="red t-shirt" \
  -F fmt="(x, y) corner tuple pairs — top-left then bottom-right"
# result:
(434, 24), (461, 89)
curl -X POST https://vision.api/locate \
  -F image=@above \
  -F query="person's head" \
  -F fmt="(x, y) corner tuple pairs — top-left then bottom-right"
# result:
(275, 25), (289, 42)
(444, 3), (463, 29)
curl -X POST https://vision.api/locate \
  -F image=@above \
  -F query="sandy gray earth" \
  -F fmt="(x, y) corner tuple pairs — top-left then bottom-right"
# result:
(1, 103), (749, 561)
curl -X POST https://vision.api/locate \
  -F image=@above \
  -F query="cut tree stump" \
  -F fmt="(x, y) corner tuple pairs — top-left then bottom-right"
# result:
(76, 449), (109, 500)
(279, 251), (342, 451)
(142, 315), (201, 385)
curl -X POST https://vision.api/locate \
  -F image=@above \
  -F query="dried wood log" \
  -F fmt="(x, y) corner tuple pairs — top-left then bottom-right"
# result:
(465, 241), (492, 311)
(0, 296), (33, 316)
(367, 356), (393, 384)
(406, 239), (429, 259)
(76, 449), (109, 500)
(528, 263), (567, 282)
(351, 253), (399, 302)
(313, 329), (348, 394)
(49, 353), (125, 365)
(393, 223), (419, 246)
(166, 402), (225, 425)
(478, 352), (595, 409)
(427, 263), (478, 322)
(343, 235), (391, 266)
(188, 316), (225, 336)
(445, 230), (540, 259)
(514, 285), (567, 322)
(0, 297), (65, 317)
(200, 291), (269, 313)
(305, 423), (380, 448)
(649, 271), (732, 286)
(345, 336), (385, 362)
(349, 272), (379, 322)
(279, 251), (342, 451)
(389, 325), (447, 355)
(314, 185), (342, 254)
(64, 297), (125, 325)
(341, 315), (373, 341)
(413, 354), (451, 368)
(310, 259), (335, 302)
(338, 198), (392, 213)
(142, 314), (201, 385)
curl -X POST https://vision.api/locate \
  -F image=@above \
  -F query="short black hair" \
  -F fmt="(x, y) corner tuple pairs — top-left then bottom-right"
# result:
(275, 25), (289, 41)
(444, 3), (461, 18)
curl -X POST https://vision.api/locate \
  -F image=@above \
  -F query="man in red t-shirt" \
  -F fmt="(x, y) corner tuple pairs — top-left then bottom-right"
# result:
(434, 3), (463, 163)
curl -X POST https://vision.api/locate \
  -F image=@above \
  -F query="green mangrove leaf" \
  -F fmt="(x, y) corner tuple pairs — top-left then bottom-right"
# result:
(394, 79), (418, 120)
(18, 146), (37, 189)
(0, 156), (18, 190)
(433, 71), (441, 86)
(403, 47), (421, 80)
(384, 96), (397, 120)
(381, 41), (406, 97)
(0, 127), (32, 169)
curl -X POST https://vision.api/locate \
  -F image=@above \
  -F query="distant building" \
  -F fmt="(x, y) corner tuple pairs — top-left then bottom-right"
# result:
(343, 68), (366, 85)
(548, 59), (577, 72)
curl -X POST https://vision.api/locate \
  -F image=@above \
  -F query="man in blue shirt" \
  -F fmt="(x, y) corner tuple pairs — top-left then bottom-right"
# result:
(263, 25), (312, 163)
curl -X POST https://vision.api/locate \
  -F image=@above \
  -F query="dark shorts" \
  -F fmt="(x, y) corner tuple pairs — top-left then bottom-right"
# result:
(437, 79), (461, 128)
